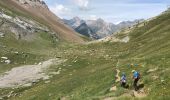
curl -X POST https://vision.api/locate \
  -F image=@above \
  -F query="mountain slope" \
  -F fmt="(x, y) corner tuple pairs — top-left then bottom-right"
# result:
(4, 9), (170, 100)
(75, 23), (100, 39)
(63, 17), (85, 29)
(0, 0), (84, 43)
(0, 1), (170, 100)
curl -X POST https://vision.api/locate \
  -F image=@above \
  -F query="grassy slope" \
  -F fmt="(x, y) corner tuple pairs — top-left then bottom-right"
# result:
(7, 11), (170, 100)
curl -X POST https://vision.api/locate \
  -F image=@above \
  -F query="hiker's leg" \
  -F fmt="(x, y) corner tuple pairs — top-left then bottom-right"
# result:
(122, 82), (126, 88)
(136, 78), (139, 90)
(120, 82), (123, 87)
(134, 79), (138, 91)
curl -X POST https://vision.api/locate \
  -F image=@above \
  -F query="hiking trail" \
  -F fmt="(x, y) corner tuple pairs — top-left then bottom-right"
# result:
(115, 69), (120, 82)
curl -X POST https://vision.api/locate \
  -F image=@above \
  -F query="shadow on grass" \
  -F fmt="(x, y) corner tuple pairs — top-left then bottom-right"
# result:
(138, 84), (144, 90)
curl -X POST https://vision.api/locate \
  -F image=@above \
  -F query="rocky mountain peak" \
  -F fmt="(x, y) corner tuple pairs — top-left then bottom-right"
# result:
(16, 0), (48, 9)
(72, 17), (81, 22)
(96, 18), (104, 23)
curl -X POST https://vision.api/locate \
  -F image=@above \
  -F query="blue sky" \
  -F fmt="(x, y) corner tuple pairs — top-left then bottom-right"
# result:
(44, 0), (170, 24)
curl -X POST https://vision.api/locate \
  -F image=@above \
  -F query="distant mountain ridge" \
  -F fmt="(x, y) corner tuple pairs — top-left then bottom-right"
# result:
(63, 17), (144, 39)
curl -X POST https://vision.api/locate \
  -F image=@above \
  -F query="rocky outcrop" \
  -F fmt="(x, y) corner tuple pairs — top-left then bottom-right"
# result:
(0, 0), (84, 43)
(0, 9), (53, 40)
(16, 0), (48, 9)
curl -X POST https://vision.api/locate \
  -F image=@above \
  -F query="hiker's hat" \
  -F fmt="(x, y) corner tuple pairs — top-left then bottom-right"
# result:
(131, 70), (135, 73)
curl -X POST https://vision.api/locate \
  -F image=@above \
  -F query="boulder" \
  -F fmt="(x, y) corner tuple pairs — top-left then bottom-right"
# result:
(5, 60), (11, 64)
(0, 32), (5, 38)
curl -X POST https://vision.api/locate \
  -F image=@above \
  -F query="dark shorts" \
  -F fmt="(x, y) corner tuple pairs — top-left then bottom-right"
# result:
(133, 78), (139, 90)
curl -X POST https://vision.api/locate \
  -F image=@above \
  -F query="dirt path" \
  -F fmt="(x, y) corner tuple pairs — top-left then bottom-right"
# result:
(133, 89), (147, 98)
(107, 68), (147, 99)
(104, 89), (147, 100)
(0, 58), (65, 88)
(115, 69), (120, 82)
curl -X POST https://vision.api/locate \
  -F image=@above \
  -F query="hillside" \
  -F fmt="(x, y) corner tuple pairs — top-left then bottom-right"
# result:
(0, 0), (84, 43)
(0, 0), (170, 100)
(0, 8), (169, 100)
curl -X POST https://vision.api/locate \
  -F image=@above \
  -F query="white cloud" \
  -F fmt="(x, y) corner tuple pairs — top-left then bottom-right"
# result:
(49, 4), (71, 18)
(73, 0), (89, 10)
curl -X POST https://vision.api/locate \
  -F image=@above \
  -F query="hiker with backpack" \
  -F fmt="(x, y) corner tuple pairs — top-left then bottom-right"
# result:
(120, 72), (127, 88)
(132, 70), (140, 91)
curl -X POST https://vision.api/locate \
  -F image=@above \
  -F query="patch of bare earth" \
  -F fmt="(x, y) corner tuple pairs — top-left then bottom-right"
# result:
(0, 58), (65, 88)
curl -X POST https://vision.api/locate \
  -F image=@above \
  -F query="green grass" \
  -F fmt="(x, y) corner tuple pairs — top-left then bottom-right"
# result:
(0, 3), (170, 100)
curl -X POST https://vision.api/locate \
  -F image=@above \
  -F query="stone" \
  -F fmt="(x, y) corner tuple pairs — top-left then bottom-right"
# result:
(1, 57), (8, 60)
(38, 62), (42, 65)
(23, 83), (32, 87)
(110, 86), (117, 91)
(5, 60), (11, 64)
(42, 76), (50, 80)
(45, 81), (50, 84)
(147, 68), (158, 73)
(0, 32), (5, 38)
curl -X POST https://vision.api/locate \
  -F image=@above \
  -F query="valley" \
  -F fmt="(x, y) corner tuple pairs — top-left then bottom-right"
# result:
(0, 0), (170, 100)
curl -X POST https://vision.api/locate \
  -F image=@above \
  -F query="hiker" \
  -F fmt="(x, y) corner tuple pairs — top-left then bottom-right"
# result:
(120, 72), (127, 88)
(132, 70), (140, 91)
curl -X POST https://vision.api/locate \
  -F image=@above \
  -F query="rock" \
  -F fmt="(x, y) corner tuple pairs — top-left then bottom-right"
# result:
(50, 72), (59, 75)
(121, 36), (130, 43)
(69, 73), (72, 76)
(7, 91), (14, 98)
(0, 32), (5, 38)
(38, 62), (42, 65)
(45, 81), (50, 84)
(48, 93), (52, 97)
(60, 96), (69, 100)
(147, 68), (158, 73)
(23, 83), (32, 87)
(14, 52), (19, 54)
(152, 76), (159, 80)
(42, 76), (50, 80)
(56, 71), (60, 75)
(32, 80), (38, 84)
(0, 13), (12, 19)
(161, 79), (165, 82)
(110, 86), (117, 91)
(5, 60), (11, 64)
(1, 57), (8, 60)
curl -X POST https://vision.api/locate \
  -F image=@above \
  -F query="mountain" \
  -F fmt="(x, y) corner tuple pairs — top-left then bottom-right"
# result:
(63, 17), (85, 29)
(116, 19), (144, 30)
(63, 17), (144, 39)
(86, 18), (117, 38)
(0, 0), (84, 43)
(75, 23), (100, 39)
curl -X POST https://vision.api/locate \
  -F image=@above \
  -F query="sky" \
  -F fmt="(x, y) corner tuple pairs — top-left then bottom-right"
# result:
(44, 0), (170, 24)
